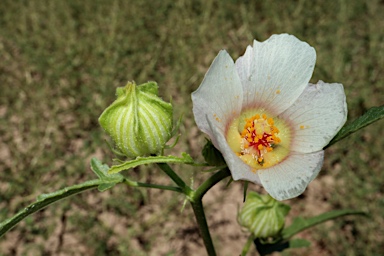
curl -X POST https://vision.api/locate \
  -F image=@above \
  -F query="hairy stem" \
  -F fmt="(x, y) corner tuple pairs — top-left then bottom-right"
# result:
(156, 163), (193, 195)
(190, 199), (217, 256)
(241, 235), (254, 256)
(124, 179), (183, 193)
(194, 168), (231, 199)
(189, 168), (231, 256)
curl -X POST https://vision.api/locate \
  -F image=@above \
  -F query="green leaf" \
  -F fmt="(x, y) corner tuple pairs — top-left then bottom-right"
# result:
(108, 153), (194, 174)
(243, 181), (249, 202)
(90, 157), (109, 178)
(289, 238), (311, 248)
(90, 158), (124, 191)
(0, 179), (105, 238)
(97, 183), (118, 192)
(326, 105), (384, 148)
(171, 113), (183, 138)
(163, 114), (184, 150)
(282, 209), (368, 240)
(279, 203), (291, 218)
(0, 159), (127, 237)
(226, 177), (234, 187)
(90, 158), (123, 180)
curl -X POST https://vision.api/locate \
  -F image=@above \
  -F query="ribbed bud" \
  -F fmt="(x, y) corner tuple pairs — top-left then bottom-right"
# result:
(99, 81), (173, 158)
(238, 192), (290, 238)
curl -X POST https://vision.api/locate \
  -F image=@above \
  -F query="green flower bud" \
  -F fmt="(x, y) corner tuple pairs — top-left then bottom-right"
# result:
(238, 192), (290, 238)
(99, 81), (173, 158)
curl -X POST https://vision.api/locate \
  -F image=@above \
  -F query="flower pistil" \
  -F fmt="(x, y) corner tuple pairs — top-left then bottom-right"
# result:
(226, 110), (291, 171)
(240, 114), (281, 164)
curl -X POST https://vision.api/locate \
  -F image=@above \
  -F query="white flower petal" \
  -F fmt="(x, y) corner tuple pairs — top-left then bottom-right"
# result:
(235, 45), (253, 85)
(243, 34), (316, 115)
(280, 81), (347, 153)
(258, 151), (324, 201)
(207, 117), (261, 184)
(192, 50), (243, 146)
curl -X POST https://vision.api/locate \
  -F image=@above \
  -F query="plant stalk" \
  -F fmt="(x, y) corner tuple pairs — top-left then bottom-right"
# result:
(241, 235), (254, 256)
(157, 163), (193, 195)
(194, 168), (231, 199)
(124, 179), (183, 193)
(190, 199), (216, 256)
(189, 168), (231, 256)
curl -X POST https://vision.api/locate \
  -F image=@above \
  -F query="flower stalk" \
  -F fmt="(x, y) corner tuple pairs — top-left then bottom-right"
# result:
(190, 199), (217, 256)
(189, 168), (231, 256)
(156, 163), (231, 256)
(124, 179), (183, 193)
(156, 163), (193, 196)
(241, 235), (255, 256)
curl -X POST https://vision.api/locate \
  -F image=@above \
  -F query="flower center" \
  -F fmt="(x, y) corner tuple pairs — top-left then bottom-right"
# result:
(226, 109), (291, 171)
(240, 114), (280, 164)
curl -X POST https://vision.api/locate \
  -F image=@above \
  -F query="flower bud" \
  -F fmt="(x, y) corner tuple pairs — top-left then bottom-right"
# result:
(99, 81), (173, 158)
(238, 192), (290, 238)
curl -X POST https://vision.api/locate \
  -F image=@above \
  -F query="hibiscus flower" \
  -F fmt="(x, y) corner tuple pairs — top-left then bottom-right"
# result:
(192, 34), (347, 200)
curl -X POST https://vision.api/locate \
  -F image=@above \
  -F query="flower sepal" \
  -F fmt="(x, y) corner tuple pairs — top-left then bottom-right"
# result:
(238, 191), (290, 239)
(202, 139), (226, 166)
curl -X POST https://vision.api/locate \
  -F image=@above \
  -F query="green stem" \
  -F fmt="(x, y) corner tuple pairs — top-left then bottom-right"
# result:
(0, 179), (104, 238)
(157, 163), (193, 195)
(190, 199), (217, 256)
(189, 168), (231, 256)
(124, 180), (183, 193)
(194, 168), (231, 199)
(156, 164), (231, 255)
(241, 235), (254, 256)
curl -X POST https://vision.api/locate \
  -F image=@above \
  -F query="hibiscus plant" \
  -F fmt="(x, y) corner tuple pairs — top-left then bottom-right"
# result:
(1, 34), (383, 255)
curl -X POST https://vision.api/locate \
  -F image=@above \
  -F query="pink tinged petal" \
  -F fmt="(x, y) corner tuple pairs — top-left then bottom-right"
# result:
(258, 151), (325, 201)
(192, 50), (243, 145)
(207, 117), (261, 184)
(243, 34), (316, 115)
(280, 81), (347, 153)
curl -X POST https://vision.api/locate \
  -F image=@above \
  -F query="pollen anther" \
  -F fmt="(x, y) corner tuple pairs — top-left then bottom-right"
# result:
(239, 113), (281, 167)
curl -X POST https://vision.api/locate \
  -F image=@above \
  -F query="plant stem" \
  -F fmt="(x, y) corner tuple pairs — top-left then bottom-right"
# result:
(189, 168), (231, 256)
(136, 182), (183, 193)
(190, 199), (217, 256)
(124, 180), (183, 193)
(156, 164), (232, 255)
(194, 168), (231, 199)
(0, 179), (105, 238)
(156, 163), (193, 195)
(241, 235), (254, 256)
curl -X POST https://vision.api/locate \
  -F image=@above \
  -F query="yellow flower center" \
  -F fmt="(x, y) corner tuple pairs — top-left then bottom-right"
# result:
(241, 114), (280, 163)
(226, 109), (291, 171)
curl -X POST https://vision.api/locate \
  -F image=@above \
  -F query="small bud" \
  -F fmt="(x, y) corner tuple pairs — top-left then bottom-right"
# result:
(202, 139), (226, 166)
(238, 192), (290, 238)
(99, 81), (173, 158)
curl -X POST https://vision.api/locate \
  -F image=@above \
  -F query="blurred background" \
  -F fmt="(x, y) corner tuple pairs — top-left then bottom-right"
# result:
(0, 0), (383, 255)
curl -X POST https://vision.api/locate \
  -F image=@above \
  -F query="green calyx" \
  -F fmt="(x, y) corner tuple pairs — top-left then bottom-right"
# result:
(202, 139), (226, 166)
(238, 192), (290, 239)
(99, 81), (173, 158)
